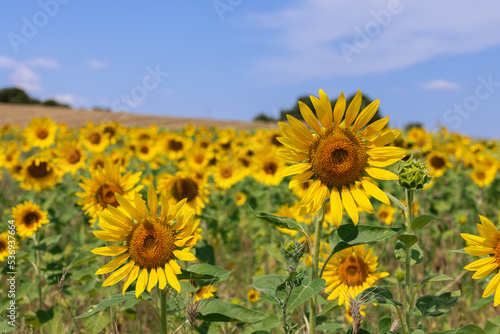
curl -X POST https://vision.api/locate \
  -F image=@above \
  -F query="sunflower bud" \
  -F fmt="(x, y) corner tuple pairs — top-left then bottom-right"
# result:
(396, 156), (432, 190)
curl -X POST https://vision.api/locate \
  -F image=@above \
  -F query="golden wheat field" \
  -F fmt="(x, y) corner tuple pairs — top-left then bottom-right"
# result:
(1, 93), (500, 334)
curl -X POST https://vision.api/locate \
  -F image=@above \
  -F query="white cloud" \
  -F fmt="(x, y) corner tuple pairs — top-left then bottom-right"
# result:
(88, 60), (107, 69)
(421, 79), (461, 91)
(49, 93), (87, 106)
(245, 0), (500, 82)
(0, 56), (59, 93)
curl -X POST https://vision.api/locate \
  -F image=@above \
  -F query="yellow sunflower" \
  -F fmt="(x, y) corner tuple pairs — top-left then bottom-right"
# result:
(278, 89), (405, 225)
(321, 245), (389, 306)
(20, 156), (61, 191)
(80, 123), (110, 153)
(55, 140), (86, 175)
(461, 214), (500, 306)
(91, 185), (198, 297)
(377, 204), (397, 225)
(470, 165), (496, 188)
(76, 162), (143, 227)
(426, 152), (452, 178)
(0, 232), (14, 261)
(1, 141), (21, 169)
(248, 288), (260, 303)
(212, 160), (247, 190)
(156, 171), (209, 215)
(252, 150), (285, 186)
(161, 133), (192, 161)
(23, 117), (58, 149)
(194, 285), (217, 302)
(11, 201), (50, 240)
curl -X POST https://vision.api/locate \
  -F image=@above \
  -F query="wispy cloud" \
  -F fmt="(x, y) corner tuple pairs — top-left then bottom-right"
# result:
(88, 60), (107, 69)
(421, 79), (461, 91)
(50, 93), (86, 106)
(245, 0), (500, 83)
(0, 56), (59, 93)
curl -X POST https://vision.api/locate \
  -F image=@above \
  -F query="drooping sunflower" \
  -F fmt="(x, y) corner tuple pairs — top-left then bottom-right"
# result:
(76, 162), (143, 227)
(278, 89), (405, 225)
(91, 185), (198, 297)
(11, 201), (50, 240)
(156, 171), (209, 215)
(20, 156), (61, 191)
(461, 214), (500, 306)
(23, 117), (58, 149)
(321, 245), (389, 306)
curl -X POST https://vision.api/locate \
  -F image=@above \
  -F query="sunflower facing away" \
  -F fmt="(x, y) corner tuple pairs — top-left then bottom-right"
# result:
(11, 201), (50, 240)
(278, 89), (406, 225)
(92, 185), (198, 297)
(461, 213), (500, 306)
(321, 245), (389, 306)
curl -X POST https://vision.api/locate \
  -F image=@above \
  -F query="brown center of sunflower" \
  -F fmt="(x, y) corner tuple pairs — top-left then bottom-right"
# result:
(264, 162), (278, 175)
(339, 255), (368, 286)
(194, 154), (204, 164)
(220, 141), (231, 150)
(430, 155), (445, 169)
(309, 128), (367, 189)
(127, 217), (176, 270)
(67, 150), (81, 164)
(27, 161), (51, 179)
(495, 241), (500, 266)
(96, 183), (123, 208)
(171, 177), (199, 202)
(239, 157), (251, 167)
(139, 134), (150, 141)
(378, 211), (388, 219)
(221, 167), (233, 179)
(271, 134), (282, 146)
(23, 211), (40, 228)
(89, 132), (101, 145)
(168, 139), (183, 151)
(36, 128), (49, 139)
(140, 146), (149, 154)
(0, 239), (6, 253)
(103, 126), (115, 137)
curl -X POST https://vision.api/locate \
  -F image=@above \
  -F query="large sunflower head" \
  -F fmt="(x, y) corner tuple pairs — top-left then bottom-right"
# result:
(92, 185), (199, 297)
(23, 117), (58, 149)
(461, 213), (500, 306)
(321, 245), (389, 306)
(278, 89), (406, 226)
(76, 162), (143, 227)
(11, 201), (50, 240)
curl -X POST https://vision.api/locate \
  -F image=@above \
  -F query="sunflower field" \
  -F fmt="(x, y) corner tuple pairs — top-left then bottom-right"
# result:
(1, 90), (500, 334)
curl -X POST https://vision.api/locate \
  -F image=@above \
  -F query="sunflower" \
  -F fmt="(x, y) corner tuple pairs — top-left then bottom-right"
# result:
(252, 150), (285, 186)
(278, 89), (405, 225)
(235, 192), (247, 206)
(212, 160), (247, 190)
(0, 232), (13, 261)
(194, 285), (217, 302)
(80, 123), (110, 153)
(55, 140), (86, 175)
(20, 156), (61, 191)
(248, 288), (260, 303)
(461, 214), (500, 306)
(161, 133), (192, 161)
(377, 204), (397, 225)
(11, 201), (50, 240)
(156, 171), (209, 215)
(135, 139), (159, 162)
(76, 162), (143, 227)
(470, 165), (496, 188)
(1, 141), (21, 169)
(426, 152), (452, 178)
(321, 245), (389, 306)
(23, 117), (58, 149)
(91, 185), (198, 297)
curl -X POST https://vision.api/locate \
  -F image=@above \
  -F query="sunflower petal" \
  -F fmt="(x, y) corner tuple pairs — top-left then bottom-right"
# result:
(364, 167), (398, 180)
(464, 246), (494, 256)
(122, 265), (140, 295)
(484, 272), (500, 297)
(280, 163), (312, 178)
(310, 90), (333, 130)
(91, 246), (128, 256)
(157, 267), (167, 290)
(116, 193), (141, 221)
(164, 263), (181, 292)
(464, 257), (496, 271)
(148, 184), (158, 216)
(169, 260), (182, 274)
(92, 231), (128, 242)
(350, 185), (375, 214)
(361, 115), (389, 138)
(330, 188), (343, 228)
(107, 206), (134, 228)
(341, 186), (358, 225)
(366, 130), (401, 147)
(160, 191), (169, 221)
(277, 149), (309, 163)
(134, 192), (148, 219)
(102, 261), (135, 287)
(289, 171), (314, 189)
(135, 268), (148, 298)
(344, 90), (362, 128)
(472, 262), (498, 279)
(277, 136), (311, 152)
(352, 99), (380, 132)
(95, 254), (130, 275)
(360, 178), (390, 205)
(367, 147), (407, 158)
(287, 115), (315, 142)
(479, 215), (500, 240)
(333, 92), (346, 127)
(173, 250), (197, 261)
(147, 268), (158, 292)
(299, 101), (322, 134)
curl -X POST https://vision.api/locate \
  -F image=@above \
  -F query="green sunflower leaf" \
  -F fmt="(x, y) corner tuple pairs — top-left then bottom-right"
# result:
(428, 324), (486, 334)
(394, 240), (423, 266)
(197, 299), (267, 323)
(413, 274), (453, 288)
(416, 291), (460, 319)
(412, 214), (439, 230)
(253, 274), (287, 297)
(356, 287), (402, 306)
(74, 291), (137, 319)
(286, 278), (325, 311)
(177, 264), (232, 281)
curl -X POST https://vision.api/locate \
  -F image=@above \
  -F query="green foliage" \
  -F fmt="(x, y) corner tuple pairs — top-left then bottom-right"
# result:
(394, 240), (423, 266)
(0, 86), (70, 107)
(416, 291), (460, 319)
(196, 299), (267, 323)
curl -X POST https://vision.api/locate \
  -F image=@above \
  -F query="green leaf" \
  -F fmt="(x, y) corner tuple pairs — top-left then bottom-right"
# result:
(428, 324), (487, 334)
(31, 235), (62, 251)
(412, 215), (439, 230)
(357, 287), (402, 306)
(177, 264), (232, 281)
(253, 274), (287, 297)
(448, 249), (469, 255)
(394, 241), (423, 266)
(346, 328), (371, 334)
(197, 299), (267, 323)
(318, 300), (342, 316)
(414, 274), (453, 288)
(397, 234), (419, 248)
(0, 317), (16, 333)
(329, 223), (401, 254)
(74, 291), (137, 319)
(248, 206), (310, 242)
(384, 192), (406, 211)
(416, 291), (460, 319)
(378, 317), (392, 333)
(286, 278), (325, 312)
(81, 311), (110, 334)
(468, 295), (494, 311)
(413, 330), (425, 334)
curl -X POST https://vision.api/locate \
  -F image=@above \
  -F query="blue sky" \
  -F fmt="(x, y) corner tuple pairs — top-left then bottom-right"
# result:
(1, 0), (500, 138)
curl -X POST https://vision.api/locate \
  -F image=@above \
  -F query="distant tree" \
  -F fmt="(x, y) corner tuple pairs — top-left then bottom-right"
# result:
(0, 87), (40, 104)
(92, 106), (112, 112)
(43, 99), (70, 108)
(253, 113), (276, 122)
(279, 92), (382, 127)
(404, 122), (423, 132)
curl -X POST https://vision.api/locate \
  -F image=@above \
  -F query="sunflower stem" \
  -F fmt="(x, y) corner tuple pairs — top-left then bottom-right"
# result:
(309, 204), (325, 334)
(33, 235), (43, 310)
(160, 287), (168, 334)
(404, 188), (414, 333)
